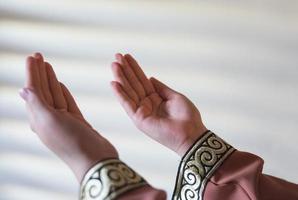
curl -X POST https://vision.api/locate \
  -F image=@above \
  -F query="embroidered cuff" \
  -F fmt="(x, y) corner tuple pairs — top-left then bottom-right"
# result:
(172, 130), (235, 200)
(80, 159), (147, 200)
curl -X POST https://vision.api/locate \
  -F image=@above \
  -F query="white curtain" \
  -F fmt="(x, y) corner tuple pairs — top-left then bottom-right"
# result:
(0, 0), (297, 199)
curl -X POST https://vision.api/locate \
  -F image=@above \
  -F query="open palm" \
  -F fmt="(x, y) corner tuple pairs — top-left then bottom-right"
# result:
(111, 54), (207, 156)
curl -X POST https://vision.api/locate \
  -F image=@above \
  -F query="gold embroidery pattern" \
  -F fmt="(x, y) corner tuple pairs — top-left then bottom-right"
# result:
(172, 131), (235, 200)
(80, 159), (147, 200)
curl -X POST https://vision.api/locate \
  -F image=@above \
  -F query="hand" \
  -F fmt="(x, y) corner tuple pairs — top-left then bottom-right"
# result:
(20, 53), (118, 181)
(110, 53), (207, 156)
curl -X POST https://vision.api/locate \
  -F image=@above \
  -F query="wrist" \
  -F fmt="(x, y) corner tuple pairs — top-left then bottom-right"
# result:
(64, 137), (119, 182)
(176, 126), (208, 157)
(70, 151), (119, 182)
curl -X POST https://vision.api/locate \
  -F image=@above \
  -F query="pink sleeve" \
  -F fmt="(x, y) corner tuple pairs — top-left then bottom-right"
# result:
(119, 151), (298, 200)
(81, 132), (298, 200)
(118, 185), (167, 200)
(205, 150), (298, 200)
(172, 131), (298, 200)
(79, 158), (167, 200)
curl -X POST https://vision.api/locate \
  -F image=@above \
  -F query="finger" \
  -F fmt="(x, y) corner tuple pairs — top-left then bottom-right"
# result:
(110, 81), (137, 117)
(111, 62), (139, 104)
(25, 56), (42, 93)
(150, 77), (178, 100)
(34, 53), (54, 106)
(115, 53), (146, 99)
(45, 62), (68, 110)
(60, 83), (93, 128)
(60, 83), (83, 116)
(124, 54), (155, 95)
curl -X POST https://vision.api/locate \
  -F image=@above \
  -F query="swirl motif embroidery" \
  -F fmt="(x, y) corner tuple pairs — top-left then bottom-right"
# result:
(80, 159), (147, 200)
(172, 131), (235, 200)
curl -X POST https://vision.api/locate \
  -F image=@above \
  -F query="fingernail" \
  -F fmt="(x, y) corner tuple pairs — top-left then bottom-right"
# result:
(19, 88), (29, 100)
(115, 53), (123, 61)
(34, 52), (42, 58)
(110, 81), (116, 86)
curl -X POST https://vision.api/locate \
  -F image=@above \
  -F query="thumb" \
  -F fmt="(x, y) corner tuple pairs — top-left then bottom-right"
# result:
(150, 77), (178, 99)
(19, 88), (48, 113)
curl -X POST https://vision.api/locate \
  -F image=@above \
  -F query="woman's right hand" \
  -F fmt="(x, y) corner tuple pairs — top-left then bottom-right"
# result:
(20, 53), (118, 182)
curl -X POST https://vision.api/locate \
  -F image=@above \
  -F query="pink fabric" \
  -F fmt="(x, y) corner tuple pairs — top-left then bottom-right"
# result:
(118, 150), (298, 200)
(118, 185), (166, 200)
(205, 151), (298, 200)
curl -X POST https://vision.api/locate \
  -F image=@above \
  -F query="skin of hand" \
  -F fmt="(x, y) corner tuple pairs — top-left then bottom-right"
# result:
(110, 53), (208, 157)
(19, 53), (118, 182)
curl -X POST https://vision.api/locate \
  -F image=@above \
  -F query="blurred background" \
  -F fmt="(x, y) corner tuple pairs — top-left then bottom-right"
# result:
(0, 0), (298, 199)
